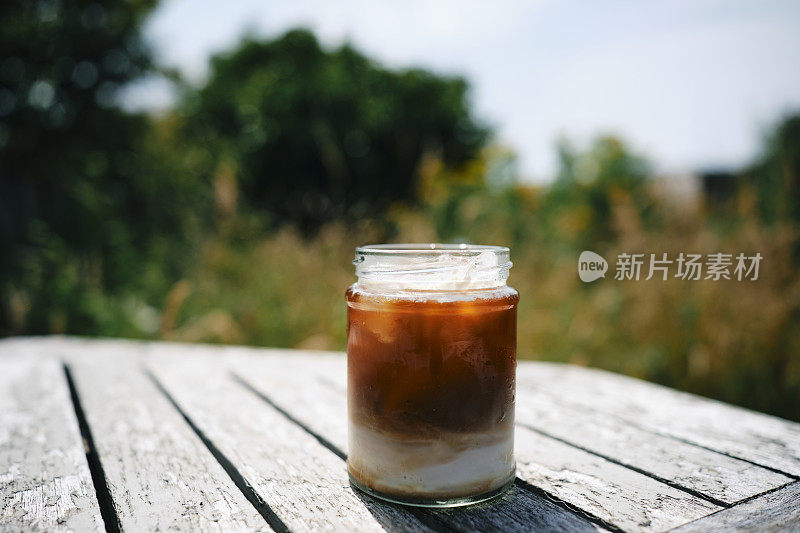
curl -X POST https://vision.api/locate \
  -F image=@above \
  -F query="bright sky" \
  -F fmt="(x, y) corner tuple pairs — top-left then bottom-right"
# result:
(131, 0), (800, 182)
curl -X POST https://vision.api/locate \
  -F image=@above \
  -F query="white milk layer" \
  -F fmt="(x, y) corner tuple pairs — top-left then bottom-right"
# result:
(348, 422), (515, 498)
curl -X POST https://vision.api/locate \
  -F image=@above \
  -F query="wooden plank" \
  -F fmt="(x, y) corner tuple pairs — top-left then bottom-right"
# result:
(514, 429), (718, 531)
(0, 349), (103, 532)
(673, 481), (800, 532)
(156, 347), (602, 531)
(146, 346), (435, 533)
(430, 482), (605, 532)
(226, 353), (722, 532)
(267, 348), (800, 482)
(222, 361), (602, 531)
(60, 342), (271, 532)
(516, 363), (800, 477)
(9, 338), (795, 530)
(514, 386), (792, 504)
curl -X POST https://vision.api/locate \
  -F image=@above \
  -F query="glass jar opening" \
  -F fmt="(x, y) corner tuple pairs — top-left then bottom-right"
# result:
(353, 243), (512, 291)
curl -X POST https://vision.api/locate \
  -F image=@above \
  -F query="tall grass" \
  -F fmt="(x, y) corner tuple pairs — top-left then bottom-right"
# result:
(159, 188), (800, 421)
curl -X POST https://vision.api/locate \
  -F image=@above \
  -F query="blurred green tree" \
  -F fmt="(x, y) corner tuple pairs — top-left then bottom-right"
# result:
(542, 136), (652, 247)
(746, 113), (800, 225)
(178, 29), (488, 233)
(0, 0), (202, 335)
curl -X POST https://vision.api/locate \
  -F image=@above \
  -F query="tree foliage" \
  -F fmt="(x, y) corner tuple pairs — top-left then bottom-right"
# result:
(746, 114), (800, 225)
(0, 0), (173, 334)
(180, 29), (488, 233)
(543, 136), (652, 247)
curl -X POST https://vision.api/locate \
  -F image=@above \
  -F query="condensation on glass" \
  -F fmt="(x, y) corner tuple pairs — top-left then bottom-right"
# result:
(346, 244), (518, 507)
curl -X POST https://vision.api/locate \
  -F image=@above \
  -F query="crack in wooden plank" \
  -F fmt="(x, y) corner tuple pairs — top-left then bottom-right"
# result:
(518, 423), (730, 508)
(231, 373), (346, 461)
(516, 365), (800, 478)
(513, 478), (625, 533)
(230, 372), (454, 533)
(0, 353), (102, 531)
(669, 481), (800, 531)
(231, 371), (613, 533)
(526, 391), (800, 482)
(63, 364), (121, 533)
(145, 369), (290, 533)
(230, 356), (724, 530)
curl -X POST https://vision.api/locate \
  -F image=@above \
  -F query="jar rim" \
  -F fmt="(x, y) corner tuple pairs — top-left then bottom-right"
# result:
(353, 243), (511, 290)
(356, 243), (509, 256)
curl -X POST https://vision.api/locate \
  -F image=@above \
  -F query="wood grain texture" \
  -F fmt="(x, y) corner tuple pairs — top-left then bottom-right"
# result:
(60, 341), (271, 532)
(236, 363), (607, 530)
(146, 346), (434, 533)
(428, 482), (605, 533)
(516, 363), (800, 477)
(225, 351), (720, 532)
(0, 348), (103, 532)
(672, 481), (800, 532)
(514, 429), (718, 531)
(4, 337), (800, 532)
(514, 385), (792, 504)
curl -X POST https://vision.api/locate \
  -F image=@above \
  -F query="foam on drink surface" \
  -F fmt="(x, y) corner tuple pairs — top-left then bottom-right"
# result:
(359, 250), (507, 292)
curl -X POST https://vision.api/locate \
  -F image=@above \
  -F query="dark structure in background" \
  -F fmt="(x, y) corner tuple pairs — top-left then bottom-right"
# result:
(701, 170), (738, 212)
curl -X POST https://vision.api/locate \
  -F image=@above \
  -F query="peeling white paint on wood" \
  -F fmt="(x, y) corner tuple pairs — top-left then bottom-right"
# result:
(514, 428), (718, 531)
(673, 481), (800, 532)
(223, 354), (720, 532)
(189, 350), (606, 532)
(516, 363), (800, 476)
(0, 352), (103, 532)
(147, 347), (434, 533)
(514, 385), (792, 504)
(64, 347), (270, 532)
(428, 482), (606, 532)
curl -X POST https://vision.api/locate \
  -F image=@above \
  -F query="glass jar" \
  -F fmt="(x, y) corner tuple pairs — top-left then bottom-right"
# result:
(346, 244), (518, 507)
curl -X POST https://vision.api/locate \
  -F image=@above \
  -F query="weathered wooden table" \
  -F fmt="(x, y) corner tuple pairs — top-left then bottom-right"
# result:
(1, 337), (799, 532)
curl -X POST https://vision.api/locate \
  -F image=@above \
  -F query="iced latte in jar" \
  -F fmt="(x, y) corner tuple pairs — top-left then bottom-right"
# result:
(346, 244), (517, 507)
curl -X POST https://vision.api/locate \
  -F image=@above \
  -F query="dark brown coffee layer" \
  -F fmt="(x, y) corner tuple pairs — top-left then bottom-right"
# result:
(346, 286), (518, 437)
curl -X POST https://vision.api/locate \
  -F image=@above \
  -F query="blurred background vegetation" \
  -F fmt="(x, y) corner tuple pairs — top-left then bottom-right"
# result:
(2, 1), (799, 421)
